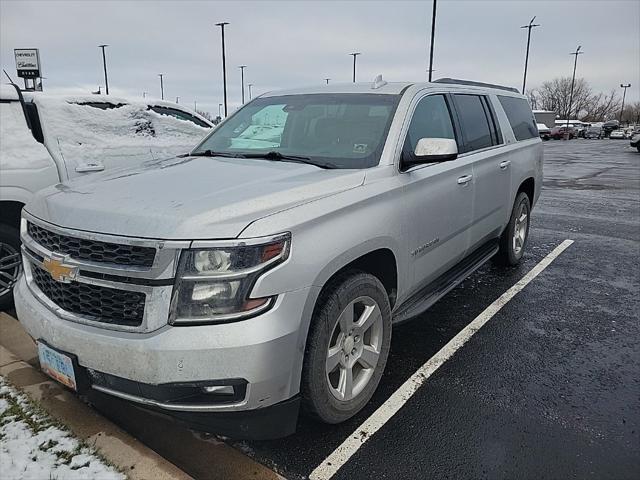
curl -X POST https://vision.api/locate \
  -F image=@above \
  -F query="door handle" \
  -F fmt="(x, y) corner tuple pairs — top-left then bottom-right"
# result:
(75, 163), (105, 173)
(499, 160), (511, 170)
(457, 174), (473, 185)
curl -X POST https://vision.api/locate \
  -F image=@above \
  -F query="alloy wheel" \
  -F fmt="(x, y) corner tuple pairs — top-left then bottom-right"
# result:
(512, 202), (529, 256)
(325, 295), (383, 401)
(0, 242), (21, 299)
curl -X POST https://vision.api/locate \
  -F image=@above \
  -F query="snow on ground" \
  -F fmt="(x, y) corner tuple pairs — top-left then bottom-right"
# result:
(0, 376), (124, 480)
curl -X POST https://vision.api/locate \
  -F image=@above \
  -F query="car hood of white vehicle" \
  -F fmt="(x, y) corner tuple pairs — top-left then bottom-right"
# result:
(25, 155), (365, 239)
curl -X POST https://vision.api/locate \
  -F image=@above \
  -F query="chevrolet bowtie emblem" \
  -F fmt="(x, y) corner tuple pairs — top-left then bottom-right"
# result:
(42, 256), (78, 283)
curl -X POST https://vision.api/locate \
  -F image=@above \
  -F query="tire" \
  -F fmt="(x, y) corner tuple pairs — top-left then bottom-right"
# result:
(301, 271), (392, 424)
(494, 192), (531, 267)
(0, 224), (22, 310)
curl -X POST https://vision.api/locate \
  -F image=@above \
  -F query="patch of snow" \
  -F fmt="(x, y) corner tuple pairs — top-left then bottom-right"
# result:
(0, 376), (124, 480)
(0, 100), (52, 170)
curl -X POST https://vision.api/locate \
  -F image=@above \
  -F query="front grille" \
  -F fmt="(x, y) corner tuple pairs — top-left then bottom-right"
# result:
(27, 222), (156, 267)
(31, 264), (145, 327)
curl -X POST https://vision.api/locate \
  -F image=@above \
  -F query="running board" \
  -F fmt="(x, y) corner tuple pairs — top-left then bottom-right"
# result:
(393, 239), (499, 324)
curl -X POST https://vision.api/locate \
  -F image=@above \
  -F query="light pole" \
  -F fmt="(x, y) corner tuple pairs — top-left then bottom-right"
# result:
(248, 83), (253, 100)
(158, 73), (164, 100)
(324, 78), (330, 84)
(215, 22), (230, 116)
(142, 91), (147, 98)
(194, 100), (197, 111)
(565, 45), (583, 138)
(427, 0), (437, 82)
(176, 96), (180, 104)
(218, 103), (222, 117)
(521, 16), (540, 94)
(350, 52), (361, 83)
(239, 65), (247, 104)
(619, 83), (631, 124)
(98, 44), (109, 95)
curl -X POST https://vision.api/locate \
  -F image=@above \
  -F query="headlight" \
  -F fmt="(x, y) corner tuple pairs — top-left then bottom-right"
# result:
(169, 233), (290, 325)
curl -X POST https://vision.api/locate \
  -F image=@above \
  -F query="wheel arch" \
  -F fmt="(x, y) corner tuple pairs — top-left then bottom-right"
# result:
(0, 200), (25, 229)
(518, 177), (536, 206)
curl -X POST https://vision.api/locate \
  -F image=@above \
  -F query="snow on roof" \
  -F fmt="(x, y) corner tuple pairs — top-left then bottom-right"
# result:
(0, 84), (19, 101)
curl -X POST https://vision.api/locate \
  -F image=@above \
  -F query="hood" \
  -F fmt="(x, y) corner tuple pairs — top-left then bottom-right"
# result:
(26, 155), (365, 239)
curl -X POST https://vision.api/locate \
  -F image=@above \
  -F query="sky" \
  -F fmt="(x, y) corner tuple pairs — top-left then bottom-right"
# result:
(1, 0), (638, 115)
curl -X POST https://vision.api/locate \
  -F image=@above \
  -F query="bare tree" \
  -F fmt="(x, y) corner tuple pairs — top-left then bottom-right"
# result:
(621, 101), (640, 124)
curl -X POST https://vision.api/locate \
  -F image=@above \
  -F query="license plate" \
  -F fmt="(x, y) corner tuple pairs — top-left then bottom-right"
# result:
(37, 342), (77, 391)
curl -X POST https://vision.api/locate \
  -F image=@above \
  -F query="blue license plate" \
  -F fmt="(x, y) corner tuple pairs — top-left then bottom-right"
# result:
(37, 342), (77, 391)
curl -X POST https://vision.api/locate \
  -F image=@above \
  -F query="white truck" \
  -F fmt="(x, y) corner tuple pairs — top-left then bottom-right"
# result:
(0, 84), (213, 308)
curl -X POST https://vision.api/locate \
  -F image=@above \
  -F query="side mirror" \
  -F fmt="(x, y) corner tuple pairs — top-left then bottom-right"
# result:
(404, 138), (458, 168)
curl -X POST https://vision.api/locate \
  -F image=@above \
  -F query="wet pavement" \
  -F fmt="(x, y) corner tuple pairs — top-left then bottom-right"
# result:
(233, 139), (640, 479)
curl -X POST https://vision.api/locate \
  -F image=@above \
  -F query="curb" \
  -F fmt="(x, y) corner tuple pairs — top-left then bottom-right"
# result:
(0, 313), (193, 480)
(0, 312), (285, 480)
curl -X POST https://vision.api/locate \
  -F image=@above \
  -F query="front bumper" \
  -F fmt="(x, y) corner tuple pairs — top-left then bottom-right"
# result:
(15, 276), (314, 418)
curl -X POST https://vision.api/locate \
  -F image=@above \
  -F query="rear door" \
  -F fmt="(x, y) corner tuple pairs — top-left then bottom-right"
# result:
(451, 93), (510, 251)
(399, 93), (475, 292)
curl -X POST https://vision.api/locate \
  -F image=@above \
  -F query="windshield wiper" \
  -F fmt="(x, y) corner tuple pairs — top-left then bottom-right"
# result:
(190, 149), (243, 158)
(241, 151), (337, 169)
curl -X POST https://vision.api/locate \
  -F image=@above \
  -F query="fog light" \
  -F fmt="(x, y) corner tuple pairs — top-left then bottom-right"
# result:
(202, 385), (235, 395)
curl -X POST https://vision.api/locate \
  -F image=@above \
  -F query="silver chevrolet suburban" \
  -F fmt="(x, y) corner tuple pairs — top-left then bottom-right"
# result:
(14, 77), (542, 439)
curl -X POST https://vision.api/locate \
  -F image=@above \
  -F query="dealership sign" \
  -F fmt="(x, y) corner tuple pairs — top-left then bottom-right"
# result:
(14, 49), (41, 78)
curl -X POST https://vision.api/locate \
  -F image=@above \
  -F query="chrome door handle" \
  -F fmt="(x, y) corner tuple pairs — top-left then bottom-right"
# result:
(499, 160), (511, 169)
(457, 174), (473, 185)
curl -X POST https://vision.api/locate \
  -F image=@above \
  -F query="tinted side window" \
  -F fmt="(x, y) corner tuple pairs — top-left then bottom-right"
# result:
(404, 94), (456, 155)
(453, 94), (493, 152)
(498, 95), (537, 141)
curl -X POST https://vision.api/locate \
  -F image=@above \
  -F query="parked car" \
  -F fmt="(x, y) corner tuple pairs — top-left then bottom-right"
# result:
(630, 134), (640, 152)
(0, 84), (212, 308)
(537, 122), (551, 140)
(550, 125), (576, 139)
(15, 78), (542, 439)
(584, 127), (602, 139)
(602, 120), (620, 138)
(609, 130), (626, 139)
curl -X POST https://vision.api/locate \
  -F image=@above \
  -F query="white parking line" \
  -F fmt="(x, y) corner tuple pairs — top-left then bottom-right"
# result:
(309, 239), (574, 480)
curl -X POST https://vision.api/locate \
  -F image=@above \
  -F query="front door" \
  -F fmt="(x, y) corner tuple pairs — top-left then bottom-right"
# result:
(399, 93), (474, 294)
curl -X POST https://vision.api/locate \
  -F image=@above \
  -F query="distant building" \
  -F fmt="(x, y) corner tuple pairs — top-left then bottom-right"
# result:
(533, 110), (556, 129)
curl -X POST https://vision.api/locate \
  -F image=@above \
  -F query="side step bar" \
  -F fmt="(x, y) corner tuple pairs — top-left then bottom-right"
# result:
(393, 239), (499, 324)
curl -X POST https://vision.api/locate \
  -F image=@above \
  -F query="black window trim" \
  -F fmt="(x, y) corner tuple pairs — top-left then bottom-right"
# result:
(481, 96), (503, 146)
(398, 91), (462, 172)
(451, 93), (503, 155)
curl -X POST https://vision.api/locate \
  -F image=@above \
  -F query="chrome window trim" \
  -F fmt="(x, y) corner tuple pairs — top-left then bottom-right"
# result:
(190, 232), (290, 249)
(91, 384), (250, 412)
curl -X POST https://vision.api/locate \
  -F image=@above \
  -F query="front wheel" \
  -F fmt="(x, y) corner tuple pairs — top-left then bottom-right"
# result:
(494, 192), (531, 266)
(0, 224), (22, 310)
(302, 272), (392, 424)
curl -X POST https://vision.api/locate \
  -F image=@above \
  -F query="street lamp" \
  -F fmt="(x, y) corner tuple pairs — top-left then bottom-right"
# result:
(521, 16), (540, 94)
(248, 83), (253, 100)
(620, 83), (631, 124)
(175, 96), (180, 104)
(565, 46), (583, 138)
(98, 44), (109, 95)
(427, 0), (437, 82)
(218, 103), (223, 117)
(158, 73), (164, 100)
(324, 78), (330, 84)
(215, 22), (230, 116)
(239, 65), (247, 104)
(349, 52), (361, 83)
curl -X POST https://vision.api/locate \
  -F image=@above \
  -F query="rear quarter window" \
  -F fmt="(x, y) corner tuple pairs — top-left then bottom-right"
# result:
(498, 96), (538, 141)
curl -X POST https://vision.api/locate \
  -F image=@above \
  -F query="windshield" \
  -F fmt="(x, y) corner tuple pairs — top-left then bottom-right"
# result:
(192, 93), (400, 169)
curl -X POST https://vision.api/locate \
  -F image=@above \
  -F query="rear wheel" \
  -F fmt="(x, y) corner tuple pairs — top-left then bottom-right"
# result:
(302, 272), (391, 424)
(494, 192), (531, 266)
(0, 224), (22, 310)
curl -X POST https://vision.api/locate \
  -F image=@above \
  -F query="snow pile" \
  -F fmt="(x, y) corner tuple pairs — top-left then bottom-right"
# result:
(33, 96), (211, 172)
(0, 100), (51, 171)
(0, 377), (124, 480)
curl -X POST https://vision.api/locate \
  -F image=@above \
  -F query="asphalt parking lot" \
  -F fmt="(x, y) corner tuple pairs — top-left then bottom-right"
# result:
(5, 139), (639, 479)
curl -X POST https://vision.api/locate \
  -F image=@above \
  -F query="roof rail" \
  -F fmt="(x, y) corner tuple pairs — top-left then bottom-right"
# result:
(432, 78), (520, 94)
